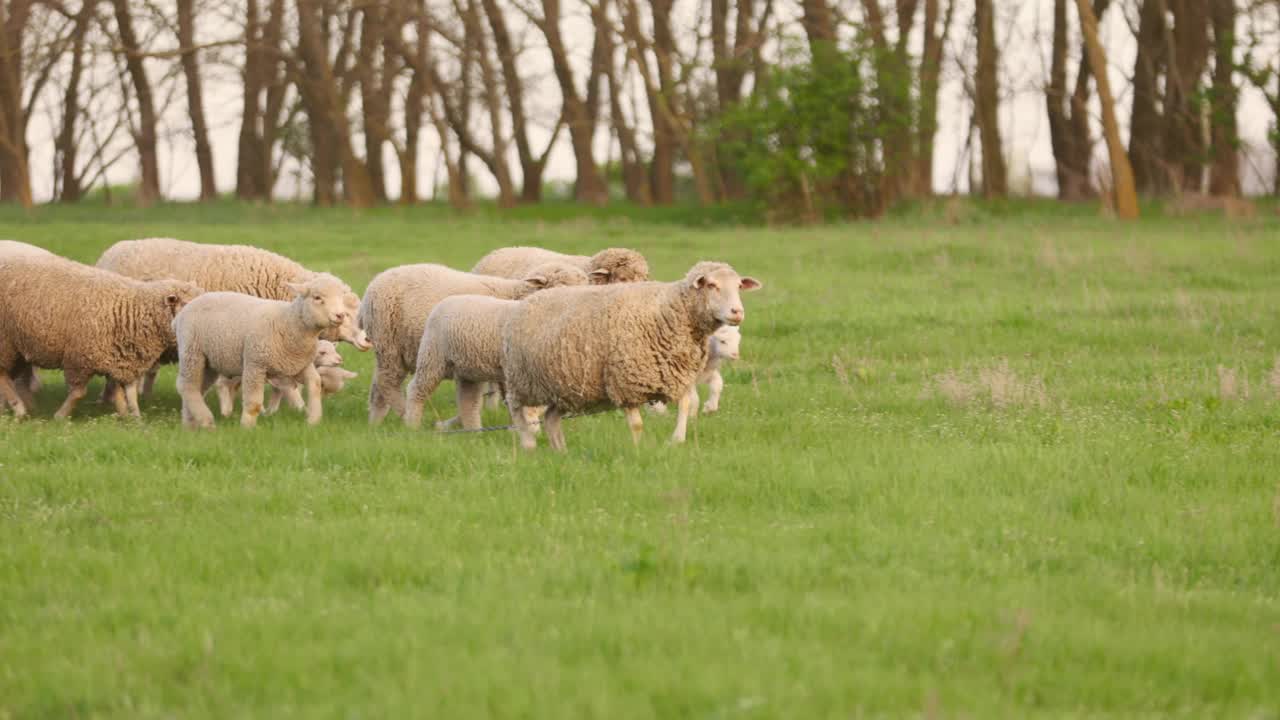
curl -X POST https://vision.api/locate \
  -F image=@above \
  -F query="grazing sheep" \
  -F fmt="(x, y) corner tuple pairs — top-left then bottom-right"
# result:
(502, 261), (761, 451)
(173, 274), (353, 429)
(0, 241), (61, 399)
(96, 237), (367, 398)
(472, 246), (650, 285)
(649, 324), (742, 415)
(403, 295), (543, 432)
(0, 256), (203, 419)
(358, 262), (589, 425)
(214, 339), (347, 417)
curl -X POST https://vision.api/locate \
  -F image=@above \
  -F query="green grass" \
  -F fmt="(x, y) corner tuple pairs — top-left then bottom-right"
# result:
(2, 202), (1279, 717)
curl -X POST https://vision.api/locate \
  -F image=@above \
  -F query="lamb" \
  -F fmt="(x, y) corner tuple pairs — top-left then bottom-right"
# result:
(472, 246), (650, 285)
(650, 324), (741, 415)
(501, 261), (761, 451)
(0, 256), (203, 419)
(358, 262), (589, 425)
(173, 274), (354, 429)
(0, 241), (61, 398)
(213, 339), (351, 417)
(403, 295), (542, 432)
(96, 236), (367, 397)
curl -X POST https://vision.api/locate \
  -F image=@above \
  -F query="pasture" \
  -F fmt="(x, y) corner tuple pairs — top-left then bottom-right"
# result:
(1, 202), (1278, 716)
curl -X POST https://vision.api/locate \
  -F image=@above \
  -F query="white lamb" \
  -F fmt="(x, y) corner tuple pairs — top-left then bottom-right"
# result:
(650, 324), (741, 415)
(213, 340), (350, 417)
(173, 274), (354, 429)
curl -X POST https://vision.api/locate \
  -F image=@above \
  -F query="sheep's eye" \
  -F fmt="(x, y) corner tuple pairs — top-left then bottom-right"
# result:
(312, 295), (323, 302)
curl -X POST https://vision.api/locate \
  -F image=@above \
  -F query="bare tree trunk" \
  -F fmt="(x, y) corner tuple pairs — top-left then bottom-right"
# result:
(463, 0), (515, 206)
(539, 0), (607, 205)
(1047, 0), (1107, 200)
(646, 0), (676, 203)
(1160, 0), (1211, 193)
(974, 0), (1006, 197)
(604, 10), (650, 205)
(914, 0), (955, 197)
(237, 0), (265, 200)
(111, 0), (161, 206)
(1207, 0), (1239, 197)
(1075, 0), (1138, 219)
(178, 0), (217, 201)
(0, 0), (32, 206)
(358, 2), (390, 203)
(56, 0), (92, 203)
(1128, 0), (1166, 194)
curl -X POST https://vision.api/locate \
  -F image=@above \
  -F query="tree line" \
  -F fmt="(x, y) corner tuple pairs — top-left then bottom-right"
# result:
(0, 0), (1277, 219)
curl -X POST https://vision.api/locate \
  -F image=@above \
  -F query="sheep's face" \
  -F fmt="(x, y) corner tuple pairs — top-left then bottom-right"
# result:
(710, 325), (741, 360)
(589, 248), (650, 284)
(335, 293), (372, 350)
(288, 274), (353, 331)
(520, 262), (591, 297)
(313, 340), (343, 368)
(687, 262), (762, 327)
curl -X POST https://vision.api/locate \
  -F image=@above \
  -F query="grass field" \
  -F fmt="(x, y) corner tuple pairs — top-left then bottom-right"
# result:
(1, 202), (1279, 717)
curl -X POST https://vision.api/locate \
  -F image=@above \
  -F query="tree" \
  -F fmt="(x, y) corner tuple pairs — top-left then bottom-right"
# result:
(0, 0), (33, 206)
(1207, 0), (1239, 197)
(54, 0), (93, 203)
(1074, 0), (1137, 218)
(110, 0), (161, 206)
(1046, 0), (1108, 200)
(177, 0), (216, 201)
(973, 0), (1006, 197)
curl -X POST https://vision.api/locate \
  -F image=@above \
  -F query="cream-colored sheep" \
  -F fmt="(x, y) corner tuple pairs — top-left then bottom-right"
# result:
(650, 324), (741, 415)
(472, 246), (650, 285)
(358, 262), (589, 425)
(501, 262), (761, 451)
(173, 274), (353, 429)
(403, 295), (543, 432)
(0, 256), (203, 419)
(96, 237), (367, 398)
(214, 339), (347, 417)
(0, 241), (61, 399)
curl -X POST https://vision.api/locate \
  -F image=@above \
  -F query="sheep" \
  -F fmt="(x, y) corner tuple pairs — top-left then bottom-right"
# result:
(96, 236), (367, 398)
(0, 241), (61, 399)
(472, 247), (650, 285)
(0, 256), (203, 419)
(501, 261), (761, 451)
(173, 274), (354, 429)
(213, 339), (348, 417)
(403, 295), (543, 432)
(649, 324), (742, 415)
(358, 262), (589, 425)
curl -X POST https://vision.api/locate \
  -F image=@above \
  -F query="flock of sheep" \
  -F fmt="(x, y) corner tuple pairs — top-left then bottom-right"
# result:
(0, 238), (760, 450)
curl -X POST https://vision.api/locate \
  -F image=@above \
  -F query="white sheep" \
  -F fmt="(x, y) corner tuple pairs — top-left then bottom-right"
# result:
(173, 274), (354, 429)
(650, 324), (742, 415)
(358, 262), (589, 425)
(471, 246), (650, 285)
(0, 241), (61, 400)
(213, 339), (349, 417)
(0, 255), (204, 419)
(403, 295), (542, 432)
(501, 261), (761, 451)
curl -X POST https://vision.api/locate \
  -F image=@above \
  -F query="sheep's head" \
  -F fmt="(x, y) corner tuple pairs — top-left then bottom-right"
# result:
(313, 340), (343, 368)
(335, 292), (372, 350)
(709, 325), (742, 360)
(519, 262), (590, 298)
(588, 248), (649, 284)
(287, 274), (353, 332)
(153, 279), (205, 316)
(684, 261), (762, 328)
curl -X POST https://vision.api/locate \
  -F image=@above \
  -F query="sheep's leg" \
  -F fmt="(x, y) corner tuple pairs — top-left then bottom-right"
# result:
(522, 406), (544, 435)
(122, 381), (142, 419)
(368, 357), (407, 425)
(109, 383), (129, 417)
(239, 366), (268, 429)
(457, 380), (484, 431)
(483, 381), (505, 410)
(508, 396), (538, 450)
(141, 366), (159, 396)
(702, 372), (722, 413)
(687, 385), (701, 418)
(301, 365), (323, 426)
(215, 377), (239, 417)
(283, 385), (305, 411)
(543, 407), (567, 452)
(98, 378), (118, 405)
(404, 354), (447, 430)
(177, 352), (215, 430)
(0, 367), (30, 418)
(625, 406), (644, 447)
(25, 366), (41, 395)
(54, 369), (94, 420)
(671, 389), (694, 444)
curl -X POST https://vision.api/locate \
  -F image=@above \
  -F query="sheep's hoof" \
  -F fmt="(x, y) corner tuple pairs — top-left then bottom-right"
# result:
(702, 403), (718, 414)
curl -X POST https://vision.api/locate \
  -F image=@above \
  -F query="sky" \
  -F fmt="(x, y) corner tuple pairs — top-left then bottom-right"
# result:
(22, 0), (1280, 203)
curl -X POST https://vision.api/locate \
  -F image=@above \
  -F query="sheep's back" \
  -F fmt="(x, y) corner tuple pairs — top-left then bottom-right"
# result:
(472, 247), (589, 279)
(98, 238), (311, 299)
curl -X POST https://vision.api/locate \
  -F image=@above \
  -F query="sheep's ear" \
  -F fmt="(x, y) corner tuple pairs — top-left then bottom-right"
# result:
(343, 292), (359, 308)
(693, 274), (709, 289)
(165, 294), (180, 308)
(286, 281), (308, 297)
(739, 276), (762, 291)
(590, 268), (611, 283)
(524, 274), (548, 288)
